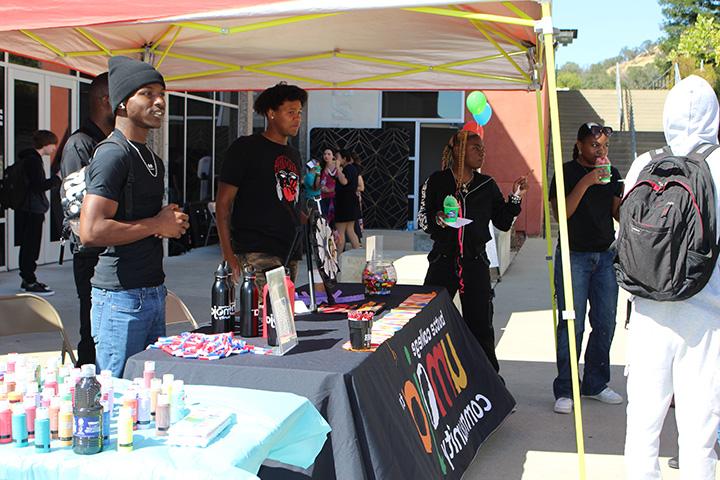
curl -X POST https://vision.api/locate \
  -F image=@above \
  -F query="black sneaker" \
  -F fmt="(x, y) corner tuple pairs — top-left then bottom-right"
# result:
(668, 456), (679, 469)
(22, 281), (55, 296)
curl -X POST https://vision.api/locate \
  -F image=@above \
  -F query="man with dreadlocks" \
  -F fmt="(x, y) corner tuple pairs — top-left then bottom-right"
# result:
(418, 129), (528, 373)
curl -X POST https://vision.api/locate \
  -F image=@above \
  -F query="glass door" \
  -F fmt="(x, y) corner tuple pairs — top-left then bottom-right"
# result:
(44, 77), (76, 263)
(7, 68), (76, 272)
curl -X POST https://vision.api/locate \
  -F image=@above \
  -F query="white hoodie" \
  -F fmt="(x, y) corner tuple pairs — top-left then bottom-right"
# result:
(624, 75), (720, 319)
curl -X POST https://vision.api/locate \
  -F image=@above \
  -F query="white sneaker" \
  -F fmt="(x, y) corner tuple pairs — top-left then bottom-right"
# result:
(553, 397), (573, 414)
(584, 387), (623, 404)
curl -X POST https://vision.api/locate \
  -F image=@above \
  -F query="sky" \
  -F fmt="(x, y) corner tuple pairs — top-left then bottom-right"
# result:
(553, 0), (665, 67)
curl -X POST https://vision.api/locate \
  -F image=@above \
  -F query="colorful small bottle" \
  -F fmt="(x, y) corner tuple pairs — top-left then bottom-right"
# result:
(0, 401), (12, 445)
(34, 407), (51, 453)
(11, 405), (28, 447)
(58, 401), (73, 447)
(49, 397), (60, 440)
(117, 406), (134, 453)
(143, 361), (155, 389)
(150, 378), (162, 418)
(24, 399), (36, 440)
(155, 395), (170, 437)
(137, 390), (151, 430)
(122, 393), (138, 430)
(170, 380), (187, 424)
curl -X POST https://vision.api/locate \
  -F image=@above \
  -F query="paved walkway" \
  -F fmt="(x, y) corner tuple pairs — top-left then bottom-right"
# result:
(0, 238), (716, 479)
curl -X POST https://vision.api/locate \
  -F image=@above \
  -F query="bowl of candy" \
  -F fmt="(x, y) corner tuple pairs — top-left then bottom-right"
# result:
(362, 260), (397, 296)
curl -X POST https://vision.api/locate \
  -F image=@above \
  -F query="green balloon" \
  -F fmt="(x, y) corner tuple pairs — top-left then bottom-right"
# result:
(466, 91), (487, 115)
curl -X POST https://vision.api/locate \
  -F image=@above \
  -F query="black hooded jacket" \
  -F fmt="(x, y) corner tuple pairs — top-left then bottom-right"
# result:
(418, 169), (521, 259)
(19, 148), (61, 214)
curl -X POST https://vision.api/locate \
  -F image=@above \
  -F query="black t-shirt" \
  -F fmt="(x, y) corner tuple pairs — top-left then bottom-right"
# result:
(85, 130), (165, 290)
(549, 160), (623, 252)
(220, 134), (302, 260)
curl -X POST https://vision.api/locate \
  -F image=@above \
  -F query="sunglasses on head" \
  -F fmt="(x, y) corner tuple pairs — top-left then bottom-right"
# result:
(585, 123), (613, 138)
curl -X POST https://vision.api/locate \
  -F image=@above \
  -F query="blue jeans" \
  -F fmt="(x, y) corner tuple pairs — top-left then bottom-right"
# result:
(91, 286), (167, 378)
(554, 247), (619, 399)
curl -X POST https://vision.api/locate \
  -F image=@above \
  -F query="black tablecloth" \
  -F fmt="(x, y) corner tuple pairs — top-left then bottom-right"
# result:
(123, 284), (515, 480)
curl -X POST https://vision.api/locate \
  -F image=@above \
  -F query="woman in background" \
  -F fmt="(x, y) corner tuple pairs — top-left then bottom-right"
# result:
(319, 147), (337, 226)
(334, 149), (362, 252)
(418, 129), (527, 373)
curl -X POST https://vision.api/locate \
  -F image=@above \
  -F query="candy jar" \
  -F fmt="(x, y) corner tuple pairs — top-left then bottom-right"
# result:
(362, 260), (397, 296)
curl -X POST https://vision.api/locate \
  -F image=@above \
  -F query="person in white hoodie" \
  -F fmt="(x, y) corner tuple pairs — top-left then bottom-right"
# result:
(623, 75), (720, 480)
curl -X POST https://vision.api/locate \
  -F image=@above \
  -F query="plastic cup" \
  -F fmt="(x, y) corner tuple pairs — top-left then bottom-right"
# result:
(443, 206), (459, 223)
(596, 164), (612, 183)
(348, 319), (372, 350)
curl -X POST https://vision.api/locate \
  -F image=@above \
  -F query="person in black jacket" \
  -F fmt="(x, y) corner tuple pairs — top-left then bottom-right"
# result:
(418, 129), (528, 372)
(59, 72), (113, 366)
(17, 130), (60, 295)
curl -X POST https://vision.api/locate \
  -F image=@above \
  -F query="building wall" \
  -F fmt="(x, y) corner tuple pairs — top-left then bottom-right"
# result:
(472, 88), (547, 236)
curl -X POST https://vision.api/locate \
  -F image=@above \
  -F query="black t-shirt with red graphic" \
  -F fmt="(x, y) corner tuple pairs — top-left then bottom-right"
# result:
(220, 134), (302, 260)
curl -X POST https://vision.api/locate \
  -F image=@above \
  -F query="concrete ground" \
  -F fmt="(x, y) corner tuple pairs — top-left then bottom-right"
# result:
(0, 237), (717, 479)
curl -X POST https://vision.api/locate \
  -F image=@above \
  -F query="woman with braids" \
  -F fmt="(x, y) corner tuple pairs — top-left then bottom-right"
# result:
(418, 129), (528, 373)
(548, 122), (622, 415)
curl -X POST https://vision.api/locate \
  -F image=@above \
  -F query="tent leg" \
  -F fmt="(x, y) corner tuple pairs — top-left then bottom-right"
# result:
(535, 84), (558, 350)
(541, 2), (587, 479)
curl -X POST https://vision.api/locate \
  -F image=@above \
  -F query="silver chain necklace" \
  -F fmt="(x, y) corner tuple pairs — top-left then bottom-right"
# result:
(126, 139), (158, 178)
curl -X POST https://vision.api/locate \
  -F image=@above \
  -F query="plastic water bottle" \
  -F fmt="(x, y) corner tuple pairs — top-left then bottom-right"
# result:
(72, 364), (102, 455)
(211, 262), (234, 333)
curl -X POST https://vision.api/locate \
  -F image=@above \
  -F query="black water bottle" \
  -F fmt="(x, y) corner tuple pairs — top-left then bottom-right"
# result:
(239, 266), (260, 337)
(211, 262), (234, 333)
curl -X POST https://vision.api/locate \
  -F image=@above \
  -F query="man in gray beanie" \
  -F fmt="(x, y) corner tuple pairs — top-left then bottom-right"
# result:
(79, 56), (189, 377)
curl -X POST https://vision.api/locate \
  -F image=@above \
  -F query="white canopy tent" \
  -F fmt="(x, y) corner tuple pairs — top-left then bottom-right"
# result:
(0, 1), (591, 478)
(0, 1), (541, 91)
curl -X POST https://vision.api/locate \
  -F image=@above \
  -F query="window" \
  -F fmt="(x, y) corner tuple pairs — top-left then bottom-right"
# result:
(382, 91), (463, 119)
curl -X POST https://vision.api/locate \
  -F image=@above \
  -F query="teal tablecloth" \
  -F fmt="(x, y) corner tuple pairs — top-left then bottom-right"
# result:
(0, 380), (330, 479)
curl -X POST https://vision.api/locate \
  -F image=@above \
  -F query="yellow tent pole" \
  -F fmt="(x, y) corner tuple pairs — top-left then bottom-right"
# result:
(438, 50), (527, 69)
(155, 27), (182, 68)
(66, 48), (144, 57)
(466, 21), (531, 81)
(535, 82), (558, 349)
(19, 30), (65, 57)
(432, 66), (531, 84)
(447, 5), (530, 81)
(243, 66), (333, 86)
(164, 67), (240, 83)
(155, 26), (183, 69)
(475, 21), (526, 49)
(334, 67), (429, 87)
(403, 7), (536, 27)
(501, 1), (533, 19)
(74, 28), (112, 56)
(150, 25), (176, 52)
(250, 52), (334, 69)
(541, 1), (587, 478)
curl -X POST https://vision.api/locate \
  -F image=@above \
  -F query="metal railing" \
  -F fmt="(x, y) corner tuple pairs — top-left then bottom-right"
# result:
(645, 65), (674, 90)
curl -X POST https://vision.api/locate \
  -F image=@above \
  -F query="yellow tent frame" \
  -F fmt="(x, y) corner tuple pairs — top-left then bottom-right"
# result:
(15, 1), (586, 478)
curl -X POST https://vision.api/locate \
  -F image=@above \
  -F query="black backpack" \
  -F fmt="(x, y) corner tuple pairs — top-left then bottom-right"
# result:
(60, 133), (134, 254)
(615, 144), (720, 301)
(0, 158), (29, 210)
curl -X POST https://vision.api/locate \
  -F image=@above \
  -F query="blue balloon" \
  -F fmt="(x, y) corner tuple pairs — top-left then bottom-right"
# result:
(472, 105), (493, 126)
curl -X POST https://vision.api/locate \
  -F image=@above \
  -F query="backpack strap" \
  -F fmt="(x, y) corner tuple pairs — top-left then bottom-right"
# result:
(649, 145), (673, 162)
(93, 133), (134, 221)
(685, 143), (720, 163)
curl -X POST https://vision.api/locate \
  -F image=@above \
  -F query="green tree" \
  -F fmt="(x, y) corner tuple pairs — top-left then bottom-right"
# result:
(659, 0), (720, 49)
(675, 14), (720, 65)
(557, 70), (582, 89)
